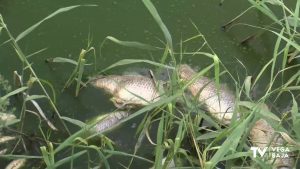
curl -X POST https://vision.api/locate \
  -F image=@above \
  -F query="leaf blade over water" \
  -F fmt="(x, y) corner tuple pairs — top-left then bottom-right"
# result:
(142, 0), (173, 55)
(105, 36), (161, 50)
(16, 5), (97, 41)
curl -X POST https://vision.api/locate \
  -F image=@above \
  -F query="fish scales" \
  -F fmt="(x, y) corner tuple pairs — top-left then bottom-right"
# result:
(5, 159), (26, 169)
(90, 75), (160, 106)
(93, 111), (129, 133)
(178, 64), (236, 124)
(179, 64), (294, 168)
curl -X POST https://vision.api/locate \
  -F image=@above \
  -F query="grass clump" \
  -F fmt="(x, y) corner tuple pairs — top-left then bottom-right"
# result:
(0, 0), (299, 169)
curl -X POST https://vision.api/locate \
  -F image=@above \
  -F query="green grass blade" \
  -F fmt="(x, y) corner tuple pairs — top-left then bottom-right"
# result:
(50, 150), (87, 169)
(244, 76), (252, 98)
(270, 28), (284, 84)
(197, 130), (223, 140)
(212, 54), (220, 97)
(39, 79), (57, 104)
(29, 99), (58, 131)
(26, 48), (48, 58)
(75, 58), (85, 97)
(0, 86), (28, 100)
(248, 0), (281, 26)
(0, 155), (41, 159)
(154, 113), (165, 169)
(291, 94), (300, 138)
(40, 146), (51, 167)
(100, 59), (174, 73)
(252, 59), (273, 90)
(206, 115), (252, 169)
(282, 41), (291, 76)
(103, 149), (154, 164)
(46, 57), (78, 66)
(61, 116), (86, 128)
(105, 36), (161, 50)
(25, 95), (47, 101)
(16, 5), (97, 41)
(142, 0), (173, 55)
(291, 0), (300, 30)
(54, 129), (87, 154)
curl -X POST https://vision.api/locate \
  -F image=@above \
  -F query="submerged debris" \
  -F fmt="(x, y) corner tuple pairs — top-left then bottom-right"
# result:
(178, 64), (237, 124)
(89, 75), (161, 108)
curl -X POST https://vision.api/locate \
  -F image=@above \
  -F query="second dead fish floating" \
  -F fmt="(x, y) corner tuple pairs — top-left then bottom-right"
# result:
(178, 64), (238, 125)
(90, 75), (161, 108)
(89, 111), (130, 133)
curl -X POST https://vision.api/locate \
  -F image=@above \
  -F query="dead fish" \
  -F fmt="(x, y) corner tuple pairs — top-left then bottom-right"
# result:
(179, 65), (294, 168)
(90, 75), (161, 107)
(247, 104), (295, 168)
(250, 118), (295, 169)
(0, 136), (16, 144)
(178, 64), (237, 124)
(90, 111), (130, 133)
(5, 159), (26, 169)
(0, 113), (16, 122)
(0, 148), (7, 155)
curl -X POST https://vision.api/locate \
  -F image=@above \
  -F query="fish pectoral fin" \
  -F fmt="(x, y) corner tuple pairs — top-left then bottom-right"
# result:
(110, 98), (126, 108)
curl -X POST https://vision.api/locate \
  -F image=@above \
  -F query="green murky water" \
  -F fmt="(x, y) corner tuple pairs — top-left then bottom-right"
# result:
(0, 0), (298, 168)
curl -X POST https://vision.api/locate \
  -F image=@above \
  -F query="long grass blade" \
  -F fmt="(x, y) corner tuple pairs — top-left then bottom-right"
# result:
(50, 150), (87, 169)
(61, 116), (86, 128)
(290, 94), (300, 138)
(206, 115), (252, 169)
(75, 58), (85, 96)
(16, 5), (97, 41)
(154, 113), (165, 169)
(142, 0), (173, 55)
(46, 57), (78, 66)
(100, 59), (174, 73)
(104, 36), (161, 50)
(30, 99), (58, 131)
(0, 87), (28, 100)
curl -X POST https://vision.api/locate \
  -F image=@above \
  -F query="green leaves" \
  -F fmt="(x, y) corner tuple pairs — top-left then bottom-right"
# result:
(205, 115), (252, 169)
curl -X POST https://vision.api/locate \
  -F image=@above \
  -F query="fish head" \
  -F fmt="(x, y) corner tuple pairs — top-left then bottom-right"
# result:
(89, 75), (121, 94)
(178, 64), (196, 81)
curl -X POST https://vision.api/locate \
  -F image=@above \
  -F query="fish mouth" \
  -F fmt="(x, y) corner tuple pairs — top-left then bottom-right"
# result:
(87, 75), (105, 83)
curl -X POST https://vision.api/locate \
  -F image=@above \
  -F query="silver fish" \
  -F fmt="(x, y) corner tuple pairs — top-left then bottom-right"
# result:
(0, 148), (7, 155)
(0, 113), (16, 122)
(179, 64), (294, 168)
(91, 111), (130, 133)
(178, 64), (237, 124)
(246, 100), (295, 169)
(5, 159), (26, 169)
(90, 75), (161, 107)
(0, 135), (16, 144)
(250, 118), (295, 169)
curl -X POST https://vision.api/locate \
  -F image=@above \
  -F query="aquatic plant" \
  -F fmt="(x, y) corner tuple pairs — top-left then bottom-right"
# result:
(0, 0), (299, 169)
